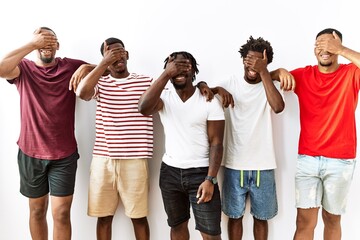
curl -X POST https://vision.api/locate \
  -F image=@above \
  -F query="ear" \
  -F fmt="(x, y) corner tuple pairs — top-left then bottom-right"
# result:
(56, 42), (60, 50)
(126, 51), (129, 60)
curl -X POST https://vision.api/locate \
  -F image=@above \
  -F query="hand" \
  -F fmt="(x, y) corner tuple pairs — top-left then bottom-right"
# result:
(278, 69), (295, 91)
(244, 49), (268, 74)
(102, 41), (127, 66)
(198, 82), (214, 102)
(216, 87), (234, 108)
(69, 64), (95, 92)
(31, 28), (57, 50)
(315, 31), (344, 55)
(196, 181), (214, 204)
(164, 56), (192, 79)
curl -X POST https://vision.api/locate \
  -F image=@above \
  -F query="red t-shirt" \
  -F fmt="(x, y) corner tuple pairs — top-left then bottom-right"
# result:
(9, 57), (86, 160)
(291, 63), (360, 158)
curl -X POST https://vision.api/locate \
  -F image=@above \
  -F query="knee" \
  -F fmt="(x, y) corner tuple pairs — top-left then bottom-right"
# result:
(296, 212), (317, 229)
(97, 216), (114, 227)
(253, 217), (268, 227)
(52, 206), (71, 224)
(131, 217), (148, 226)
(30, 205), (47, 221)
(322, 210), (341, 226)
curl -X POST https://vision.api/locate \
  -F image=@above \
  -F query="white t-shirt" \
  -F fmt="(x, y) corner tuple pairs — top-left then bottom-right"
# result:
(219, 75), (284, 170)
(159, 86), (225, 169)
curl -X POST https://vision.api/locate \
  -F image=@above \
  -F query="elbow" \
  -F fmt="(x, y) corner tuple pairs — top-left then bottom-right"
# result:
(273, 102), (285, 114)
(138, 102), (150, 116)
(76, 88), (92, 101)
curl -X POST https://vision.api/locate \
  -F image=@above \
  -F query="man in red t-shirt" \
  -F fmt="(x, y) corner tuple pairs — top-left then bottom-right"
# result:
(0, 27), (89, 240)
(274, 28), (360, 240)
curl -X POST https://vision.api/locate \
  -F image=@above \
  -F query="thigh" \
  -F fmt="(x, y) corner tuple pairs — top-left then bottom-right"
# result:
(118, 158), (149, 218)
(88, 157), (119, 217)
(222, 167), (247, 219)
(159, 162), (190, 227)
(17, 149), (50, 198)
(295, 155), (322, 209)
(48, 151), (79, 196)
(249, 170), (278, 220)
(322, 158), (356, 215)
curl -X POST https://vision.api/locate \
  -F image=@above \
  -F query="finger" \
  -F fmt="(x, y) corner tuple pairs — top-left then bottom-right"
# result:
(33, 27), (41, 34)
(68, 79), (73, 91)
(263, 49), (268, 61)
(332, 31), (339, 40)
(196, 188), (202, 204)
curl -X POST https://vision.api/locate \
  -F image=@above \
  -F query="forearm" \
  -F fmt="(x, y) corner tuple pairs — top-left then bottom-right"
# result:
(0, 42), (35, 79)
(76, 63), (106, 101)
(260, 70), (285, 113)
(207, 143), (223, 177)
(339, 47), (360, 69)
(269, 68), (285, 81)
(138, 71), (170, 115)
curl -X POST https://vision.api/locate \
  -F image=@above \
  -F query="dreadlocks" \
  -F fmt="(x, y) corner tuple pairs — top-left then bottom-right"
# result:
(164, 51), (199, 81)
(239, 36), (274, 64)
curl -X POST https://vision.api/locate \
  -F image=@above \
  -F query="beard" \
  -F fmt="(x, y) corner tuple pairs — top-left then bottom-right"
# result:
(319, 61), (333, 67)
(40, 56), (54, 64)
(172, 81), (186, 90)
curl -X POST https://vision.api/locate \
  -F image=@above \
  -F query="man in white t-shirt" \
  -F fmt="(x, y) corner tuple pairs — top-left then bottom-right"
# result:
(138, 51), (225, 240)
(210, 36), (287, 240)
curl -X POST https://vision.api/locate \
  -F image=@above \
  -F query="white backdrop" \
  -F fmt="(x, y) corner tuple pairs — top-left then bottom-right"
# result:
(0, 0), (359, 239)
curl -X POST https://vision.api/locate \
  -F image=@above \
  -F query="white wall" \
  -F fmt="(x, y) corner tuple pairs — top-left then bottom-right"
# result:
(0, 0), (359, 239)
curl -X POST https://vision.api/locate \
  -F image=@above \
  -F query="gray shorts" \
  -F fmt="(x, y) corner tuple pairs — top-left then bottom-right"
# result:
(17, 149), (79, 198)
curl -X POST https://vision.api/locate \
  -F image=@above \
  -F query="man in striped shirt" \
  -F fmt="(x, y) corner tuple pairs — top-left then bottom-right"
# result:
(74, 38), (152, 240)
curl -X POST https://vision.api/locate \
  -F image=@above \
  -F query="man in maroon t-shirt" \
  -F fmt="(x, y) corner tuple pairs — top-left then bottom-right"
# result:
(0, 27), (88, 240)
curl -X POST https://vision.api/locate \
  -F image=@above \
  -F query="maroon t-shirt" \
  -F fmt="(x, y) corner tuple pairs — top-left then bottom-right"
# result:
(9, 57), (86, 160)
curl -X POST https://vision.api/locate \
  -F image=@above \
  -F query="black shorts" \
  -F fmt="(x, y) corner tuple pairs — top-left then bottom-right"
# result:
(159, 162), (221, 236)
(17, 149), (79, 198)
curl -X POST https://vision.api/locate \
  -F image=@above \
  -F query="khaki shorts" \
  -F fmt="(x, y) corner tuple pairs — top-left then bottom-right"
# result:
(88, 157), (149, 218)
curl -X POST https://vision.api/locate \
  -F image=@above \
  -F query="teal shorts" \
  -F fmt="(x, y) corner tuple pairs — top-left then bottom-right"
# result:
(295, 154), (356, 215)
(17, 149), (79, 198)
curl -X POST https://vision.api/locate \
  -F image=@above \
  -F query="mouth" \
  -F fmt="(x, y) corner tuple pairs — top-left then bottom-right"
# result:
(114, 60), (125, 67)
(40, 49), (53, 56)
(320, 53), (331, 60)
(247, 69), (257, 78)
(174, 75), (186, 81)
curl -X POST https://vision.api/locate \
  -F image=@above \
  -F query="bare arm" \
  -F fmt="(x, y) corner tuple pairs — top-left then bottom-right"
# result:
(316, 31), (360, 68)
(138, 56), (192, 115)
(196, 120), (224, 204)
(74, 41), (126, 101)
(0, 28), (57, 79)
(245, 50), (285, 113)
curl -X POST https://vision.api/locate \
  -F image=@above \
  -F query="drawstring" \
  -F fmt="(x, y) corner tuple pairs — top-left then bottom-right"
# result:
(239, 170), (260, 188)
(240, 170), (244, 187)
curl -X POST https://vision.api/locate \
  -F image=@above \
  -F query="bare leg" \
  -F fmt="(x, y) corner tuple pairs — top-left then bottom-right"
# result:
(97, 216), (114, 240)
(51, 195), (73, 240)
(293, 208), (319, 240)
(29, 195), (49, 240)
(170, 220), (189, 240)
(322, 209), (341, 240)
(253, 217), (268, 240)
(199, 231), (221, 240)
(228, 217), (243, 240)
(131, 217), (150, 240)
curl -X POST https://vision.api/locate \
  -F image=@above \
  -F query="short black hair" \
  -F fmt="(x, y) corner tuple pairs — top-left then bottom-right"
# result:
(39, 27), (56, 36)
(163, 51), (199, 81)
(100, 37), (125, 56)
(239, 36), (274, 64)
(316, 28), (342, 41)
